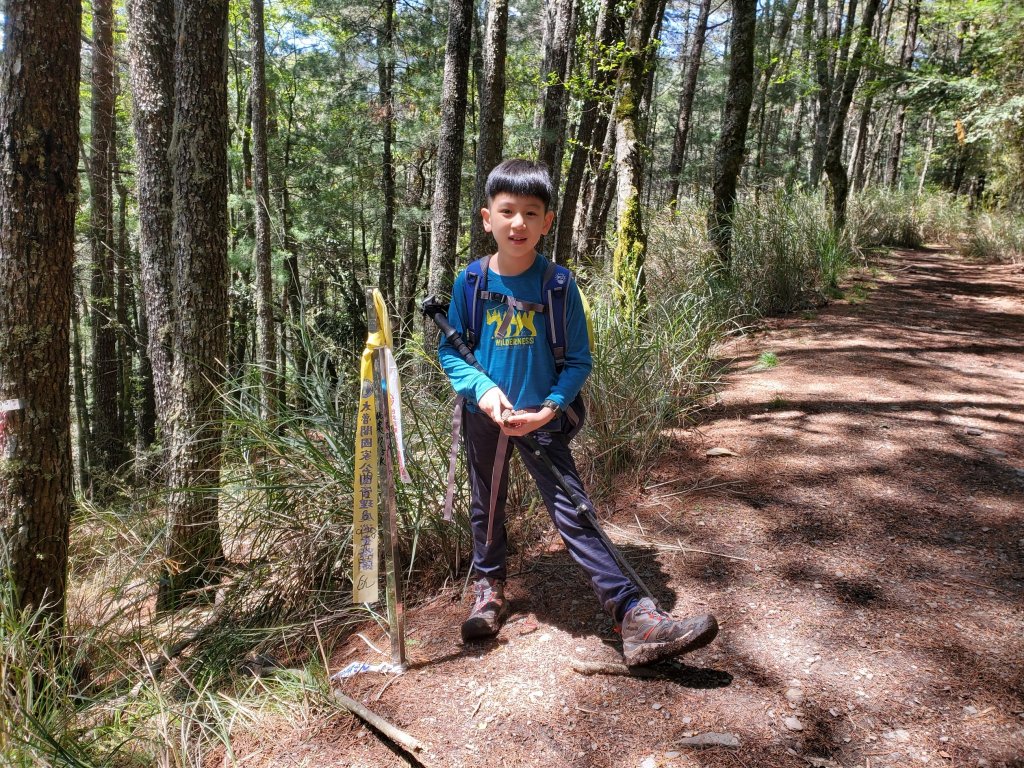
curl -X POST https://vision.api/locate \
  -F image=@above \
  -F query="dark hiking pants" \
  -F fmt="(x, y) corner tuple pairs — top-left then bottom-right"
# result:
(463, 407), (641, 621)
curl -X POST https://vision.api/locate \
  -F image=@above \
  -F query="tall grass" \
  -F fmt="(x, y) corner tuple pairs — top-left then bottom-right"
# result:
(962, 211), (1024, 263)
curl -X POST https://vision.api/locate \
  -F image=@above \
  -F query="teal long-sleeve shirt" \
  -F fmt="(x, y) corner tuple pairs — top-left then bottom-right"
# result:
(439, 255), (592, 412)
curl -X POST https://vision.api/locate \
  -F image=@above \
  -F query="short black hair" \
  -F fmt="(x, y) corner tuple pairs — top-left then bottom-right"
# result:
(484, 159), (554, 210)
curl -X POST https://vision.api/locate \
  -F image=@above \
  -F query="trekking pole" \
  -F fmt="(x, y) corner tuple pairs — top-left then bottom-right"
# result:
(421, 296), (656, 601)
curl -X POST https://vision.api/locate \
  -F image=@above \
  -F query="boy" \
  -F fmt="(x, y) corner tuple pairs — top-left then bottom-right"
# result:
(439, 159), (718, 666)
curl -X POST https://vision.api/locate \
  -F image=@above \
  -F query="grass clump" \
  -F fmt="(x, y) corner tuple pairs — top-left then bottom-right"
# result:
(848, 188), (924, 249)
(962, 211), (1024, 263)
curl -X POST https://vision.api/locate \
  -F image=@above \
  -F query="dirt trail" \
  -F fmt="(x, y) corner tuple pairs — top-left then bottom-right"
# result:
(232, 248), (1024, 768)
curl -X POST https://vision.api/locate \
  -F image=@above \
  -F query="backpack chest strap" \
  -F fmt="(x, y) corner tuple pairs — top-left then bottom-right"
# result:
(477, 290), (547, 314)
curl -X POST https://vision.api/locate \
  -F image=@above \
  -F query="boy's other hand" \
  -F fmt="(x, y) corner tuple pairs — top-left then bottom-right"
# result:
(478, 386), (514, 425)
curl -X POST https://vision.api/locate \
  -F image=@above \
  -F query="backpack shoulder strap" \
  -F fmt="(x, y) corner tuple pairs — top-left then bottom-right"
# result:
(542, 260), (573, 369)
(463, 255), (490, 349)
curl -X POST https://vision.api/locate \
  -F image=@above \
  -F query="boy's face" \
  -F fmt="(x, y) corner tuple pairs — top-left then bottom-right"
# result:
(481, 193), (555, 259)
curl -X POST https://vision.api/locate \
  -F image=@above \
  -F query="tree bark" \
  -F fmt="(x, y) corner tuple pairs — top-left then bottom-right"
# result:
(126, 0), (176, 448)
(0, 0), (80, 626)
(251, 0), (278, 419)
(611, 0), (662, 321)
(885, 0), (920, 187)
(708, 0), (758, 264)
(470, 0), (509, 259)
(824, 0), (882, 231)
(666, 0), (713, 208)
(537, 0), (576, 196)
(426, 0), (474, 304)
(808, 0), (835, 187)
(378, 0), (399, 305)
(89, 0), (124, 479)
(159, 0), (229, 611)
(752, 0), (800, 182)
(554, 0), (623, 265)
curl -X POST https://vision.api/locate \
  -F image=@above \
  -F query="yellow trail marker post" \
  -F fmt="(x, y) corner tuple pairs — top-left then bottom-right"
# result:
(354, 288), (408, 667)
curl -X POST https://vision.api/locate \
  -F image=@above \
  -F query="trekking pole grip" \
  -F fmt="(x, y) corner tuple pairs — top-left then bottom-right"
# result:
(420, 295), (484, 373)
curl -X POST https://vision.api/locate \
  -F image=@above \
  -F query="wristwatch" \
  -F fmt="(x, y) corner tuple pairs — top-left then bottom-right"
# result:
(541, 398), (562, 417)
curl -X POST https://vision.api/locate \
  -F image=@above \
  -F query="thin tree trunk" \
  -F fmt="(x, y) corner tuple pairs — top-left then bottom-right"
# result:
(917, 116), (934, 195)
(159, 0), (230, 611)
(885, 0), (920, 187)
(378, 0), (398, 305)
(752, 0), (800, 182)
(555, 0), (623, 264)
(850, 93), (873, 192)
(426, 0), (474, 304)
(0, 0), (80, 627)
(470, 0), (509, 259)
(126, 0), (176, 449)
(808, 0), (833, 187)
(251, 0), (277, 419)
(89, 0), (123, 479)
(824, 0), (881, 231)
(611, 0), (662, 320)
(398, 150), (429, 341)
(537, 0), (575, 191)
(666, 0), (713, 208)
(708, 0), (758, 264)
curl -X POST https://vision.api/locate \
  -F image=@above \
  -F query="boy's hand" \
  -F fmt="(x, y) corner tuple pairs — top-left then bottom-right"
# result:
(477, 386), (514, 425)
(499, 406), (558, 436)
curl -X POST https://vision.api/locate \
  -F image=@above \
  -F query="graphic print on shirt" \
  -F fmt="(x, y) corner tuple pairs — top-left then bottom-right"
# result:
(486, 306), (537, 347)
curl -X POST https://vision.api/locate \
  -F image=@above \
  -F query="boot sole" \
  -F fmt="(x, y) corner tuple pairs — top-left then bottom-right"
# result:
(622, 614), (719, 666)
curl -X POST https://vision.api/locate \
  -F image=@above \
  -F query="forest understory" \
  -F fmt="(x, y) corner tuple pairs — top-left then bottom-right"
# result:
(208, 246), (1024, 768)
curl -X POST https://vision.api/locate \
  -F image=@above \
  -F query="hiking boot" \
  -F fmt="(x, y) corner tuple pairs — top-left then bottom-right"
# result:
(461, 577), (509, 642)
(620, 598), (718, 666)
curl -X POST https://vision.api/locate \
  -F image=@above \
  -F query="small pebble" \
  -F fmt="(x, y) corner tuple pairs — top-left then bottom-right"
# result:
(784, 716), (805, 731)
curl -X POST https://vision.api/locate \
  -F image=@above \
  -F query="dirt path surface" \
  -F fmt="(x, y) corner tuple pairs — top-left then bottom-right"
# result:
(230, 248), (1024, 767)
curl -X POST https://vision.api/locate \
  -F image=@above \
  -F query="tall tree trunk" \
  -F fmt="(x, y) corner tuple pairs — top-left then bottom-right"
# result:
(666, 0), (713, 208)
(89, 0), (124, 479)
(537, 0), (576, 196)
(0, 0), (80, 627)
(71, 287), (92, 492)
(555, 0), (623, 264)
(824, 0), (881, 231)
(611, 0), (662, 321)
(808, 0), (833, 187)
(378, 0), (398, 305)
(708, 0), (758, 264)
(251, 0), (277, 419)
(276, 89), (305, 393)
(850, 93), (873, 192)
(126, 0), (176, 449)
(426, 0), (474, 304)
(470, 0), (509, 259)
(885, 0), (920, 187)
(398, 150), (430, 341)
(752, 0), (800, 182)
(159, 0), (229, 611)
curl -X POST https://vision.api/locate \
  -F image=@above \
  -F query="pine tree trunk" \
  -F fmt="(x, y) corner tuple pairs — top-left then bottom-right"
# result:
(554, 0), (623, 264)
(426, 0), (474, 303)
(126, 0), (176, 448)
(398, 151), (429, 341)
(251, 0), (277, 419)
(708, 0), (758, 264)
(824, 0), (881, 231)
(808, 0), (833, 187)
(537, 0), (576, 195)
(89, 0), (124, 479)
(378, 0), (398, 304)
(752, 0), (800, 181)
(885, 0), (920, 187)
(0, 0), (81, 625)
(611, 0), (662, 321)
(666, 0), (713, 208)
(470, 0), (509, 259)
(159, 0), (229, 611)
